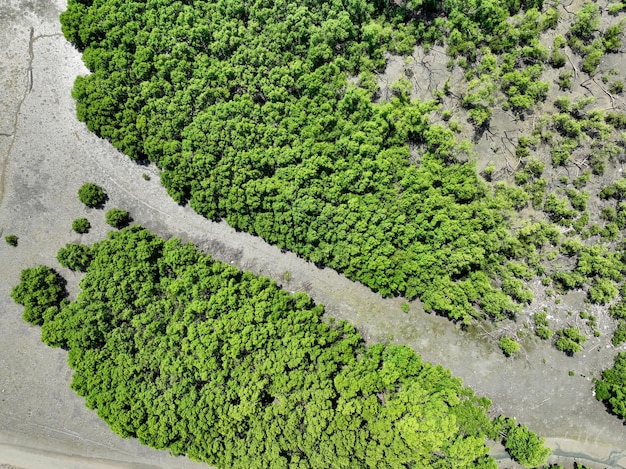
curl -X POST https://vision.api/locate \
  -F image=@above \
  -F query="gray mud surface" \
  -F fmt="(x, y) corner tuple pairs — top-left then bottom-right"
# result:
(1, 1), (626, 468)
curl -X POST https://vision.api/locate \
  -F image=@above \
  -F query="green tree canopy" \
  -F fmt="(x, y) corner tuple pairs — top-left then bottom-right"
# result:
(13, 226), (549, 467)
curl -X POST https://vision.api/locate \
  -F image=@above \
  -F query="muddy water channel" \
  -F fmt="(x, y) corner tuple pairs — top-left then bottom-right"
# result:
(1, 0), (625, 468)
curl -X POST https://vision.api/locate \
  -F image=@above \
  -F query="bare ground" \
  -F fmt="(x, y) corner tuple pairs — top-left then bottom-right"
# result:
(1, 1), (626, 468)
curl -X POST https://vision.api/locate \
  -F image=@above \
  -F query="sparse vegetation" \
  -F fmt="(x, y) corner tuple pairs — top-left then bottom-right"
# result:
(5, 235), (18, 247)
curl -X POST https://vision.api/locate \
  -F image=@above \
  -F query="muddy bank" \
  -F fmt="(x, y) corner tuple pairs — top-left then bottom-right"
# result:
(0, 0), (625, 467)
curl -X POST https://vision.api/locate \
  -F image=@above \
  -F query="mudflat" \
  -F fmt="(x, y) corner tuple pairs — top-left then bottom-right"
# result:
(1, 1), (625, 468)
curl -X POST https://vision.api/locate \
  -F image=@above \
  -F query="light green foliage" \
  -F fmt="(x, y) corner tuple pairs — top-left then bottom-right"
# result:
(14, 226), (522, 468)
(5, 234), (18, 246)
(534, 313), (553, 340)
(604, 20), (625, 53)
(589, 278), (619, 304)
(555, 327), (587, 355)
(568, 2), (600, 44)
(566, 188), (589, 212)
(11, 266), (67, 326)
(499, 337), (520, 357)
(78, 182), (106, 208)
(72, 217), (91, 234)
(582, 40), (604, 74)
(57, 244), (93, 272)
(544, 193), (577, 225)
(105, 208), (131, 228)
(595, 351), (626, 419)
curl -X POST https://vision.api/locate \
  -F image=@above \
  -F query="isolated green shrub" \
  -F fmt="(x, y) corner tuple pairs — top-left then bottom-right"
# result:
(72, 218), (91, 234)
(536, 326), (554, 340)
(582, 41), (604, 74)
(105, 208), (131, 228)
(78, 183), (106, 208)
(499, 337), (521, 357)
(549, 50), (566, 68)
(534, 313), (554, 340)
(555, 327), (587, 355)
(5, 235), (18, 247)
(557, 70), (573, 90)
(610, 80), (625, 94)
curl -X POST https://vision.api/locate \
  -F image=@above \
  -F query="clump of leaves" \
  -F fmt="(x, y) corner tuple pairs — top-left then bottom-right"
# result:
(78, 183), (107, 208)
(5, 235), (18, 247)
(612, 321), (626, 346)
(555, 327), (587, 355)
(72, 218), (91, 234)
(499, 336), (521, 357)
(534, 313), (554, 340)
(105, 208), (132, 229)
(57, 244), (93, 272)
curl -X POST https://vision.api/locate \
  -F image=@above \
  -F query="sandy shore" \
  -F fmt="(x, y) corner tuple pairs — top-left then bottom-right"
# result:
(1, 1), (625, 468)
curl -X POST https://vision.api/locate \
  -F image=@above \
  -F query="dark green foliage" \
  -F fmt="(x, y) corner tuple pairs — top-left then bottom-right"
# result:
(59, 0), (532, 324)
(499, 337), (520, 357)
(105, 208), (131, 228)
(5, 235), (18, 246)
(57, 244), (93, 272)
(11, 266), (67, 326)
(555, 327), (587, 355)
(78, 182), (106, 208)
(557, 70), (573, 90)
(612, 321), (626, 346)
(15, 226), (546, 468)
(600, 178), (626, 200)
(72, 217), (91, 234)
(595, 351), (626, 419)
(609, 80), (624, 94)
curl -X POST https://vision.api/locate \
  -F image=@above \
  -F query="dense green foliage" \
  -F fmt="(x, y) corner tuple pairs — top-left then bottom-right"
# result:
(555, 327), (587, 355)
(5, 234), (18, 247)
(105, 208), (132, 228)
(78, 182), (107, 208)
(72, 217), (91, 234)
(499, 336), (520, 357)
(58, 0), (552, 323)
(493, 416), (551, 468)
(11, 266), (66, 326)
(595, 352), (626, 420)
(57, 243), (94, 272)
(11, 226), (550, 468)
